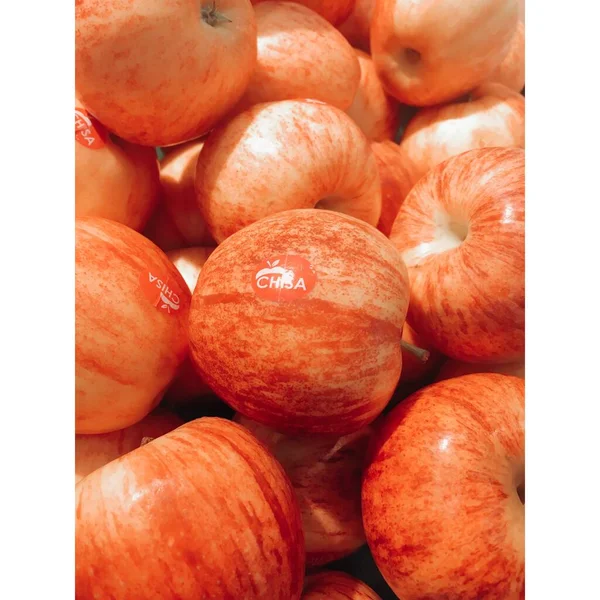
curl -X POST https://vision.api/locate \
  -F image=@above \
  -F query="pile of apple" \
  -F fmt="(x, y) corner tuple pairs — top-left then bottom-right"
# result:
(75, 0), (525, 598)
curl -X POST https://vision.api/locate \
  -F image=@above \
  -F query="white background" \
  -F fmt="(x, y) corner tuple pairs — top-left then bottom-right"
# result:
(1, 0), (598, 597)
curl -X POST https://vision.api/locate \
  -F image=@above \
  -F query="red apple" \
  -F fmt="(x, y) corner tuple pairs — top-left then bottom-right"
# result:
(346, 49), (402, 141)
(370, 140), (413, 237)
(196, 100), (382, 243)
(436, 358), (524, 382)
(400, 322), (443, 384)
(390, 147), (525, 363)
(163, 247), (215, 405)
(75, 409), (183, 484)
(371, 0), (519, 106)
(76, 0), (257, 146)
(189, 209), (410, 435)
(362, 374), (525, 599)
(75, 105), (159, 230)
(398, 82), (525, 193)
(251, 0), (355, 25)
(143, 139), (216, 251)
(302, 571), (382, 599)
(236, 414), (370, 566)
(338, 0), (374, 52)
(488, 20), (525, 92)
(76, 217), (191, 433)
(76, 418), (305, 599)
(239, 2), (360, 111)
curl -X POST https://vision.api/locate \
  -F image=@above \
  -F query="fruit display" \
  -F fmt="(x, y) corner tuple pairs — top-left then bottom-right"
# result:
(75, 1), (525, 597)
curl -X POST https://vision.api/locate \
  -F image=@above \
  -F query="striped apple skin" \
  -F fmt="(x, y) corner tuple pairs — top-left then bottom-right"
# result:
(251, 0), (355, 25)
(362, 374), (525, 600)
(236, 414), (370, 566)
(75, 217), (191, 433)
(195, 99), (382, 243)
(371, 140), (414, 237)
(76, 418), (305, 600)
(397, 82), (525, 193)
(75, 409), (184, 484)
(302, 571), (382, 599)
(390, 147), (525, 363)
(143, 140), (216, 252)
(189, 209), (410, 435)
(241, 2), (361, 111)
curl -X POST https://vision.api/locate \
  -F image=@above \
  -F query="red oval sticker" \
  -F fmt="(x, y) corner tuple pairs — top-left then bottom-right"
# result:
(252, 255), (317, 301)
(139, 270), (183, 315)
(75, 107), (106, 149)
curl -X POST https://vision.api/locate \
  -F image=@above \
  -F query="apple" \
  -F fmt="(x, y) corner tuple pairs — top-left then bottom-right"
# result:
(76, 418), (305, 599)
(196, 100), (382, 243)
(371, 0), (519, 106)
(370, 140), (413, 237)
(163, 247), (215, 405)
(302, 571), (382, 599)
(346, 49), (402, 141)
(488, 19), (525, 92)
(436, 358), (524, 382)
(75, 409), (183, 484)
(76, 217), (191, 433)
(239, 2), (360, 111)
(397, 82), (525, 193)
(390, 147), (525, 363)
(75, 0), (257, 146)
(338, 0), (374, 52)
(251, 0), (354, 25)
(400, 322), (442, 384)
(189, 209), (410, 435)
(143, 139), (216, 252)
(236, 414), (370, 566)
(363, 373), (524, 599)
(75, 105), (159, 231)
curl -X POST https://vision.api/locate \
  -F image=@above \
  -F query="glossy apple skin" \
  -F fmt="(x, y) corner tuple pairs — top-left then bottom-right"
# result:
(240, 2), (360, 111)
(251, 0), (354, 25)
(236, 414), (370, 566)
(163, 247), (215, 405)
(371, 140), (413, 237)
(338, 0), (374, 52)
(398, 82), (525, 193)
(75, 0), (257, 146)
(390, 147), (525, 363)
(302, 571), (382, 599)
(436, 358), (524, 382)
(488, 20), (525, 92)
(76, 418), (305, 599)
(346, 49), (401, 141)
(143, 139), (216, 251)
(75, 409), (183, 484)
(400, 322), (443, 384)
(363, 374), (525, 600)
(76, 217), (191, 433)
(196, 100), (382, 243)
(189, 209), (410, 435)
(371, 0), (518, 106)
(75, 108), (160, 230)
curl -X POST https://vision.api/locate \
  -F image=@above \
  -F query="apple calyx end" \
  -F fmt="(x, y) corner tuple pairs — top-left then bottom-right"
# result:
(201, 2), (232, 27)
(400, 339), (430, 363)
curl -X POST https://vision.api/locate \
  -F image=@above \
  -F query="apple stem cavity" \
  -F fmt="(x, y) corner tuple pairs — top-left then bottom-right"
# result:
(201, 1), (232, 27)
(400, 340), (430, 363)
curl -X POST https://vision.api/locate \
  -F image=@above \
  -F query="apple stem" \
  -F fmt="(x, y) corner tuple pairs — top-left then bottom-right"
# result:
(400, 340), (430, 363)
(201, 1), (232, 26)
(140, 436), (155, 447)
